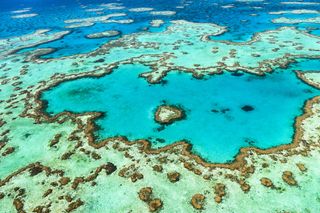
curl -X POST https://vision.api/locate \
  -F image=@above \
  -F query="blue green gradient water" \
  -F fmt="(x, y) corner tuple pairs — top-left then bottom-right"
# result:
(4, 0), (319, 163)
(2, 0), (320, 57)
(42, 64), (320, 162)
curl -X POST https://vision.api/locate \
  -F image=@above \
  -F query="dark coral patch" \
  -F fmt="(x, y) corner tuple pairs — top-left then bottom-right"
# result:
(241, 105), (254, 112)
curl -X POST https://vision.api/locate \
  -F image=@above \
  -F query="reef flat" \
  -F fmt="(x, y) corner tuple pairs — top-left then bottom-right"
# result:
(86, 30), (121, 39)
(272, 17), (320, 24)
(154, 105), (185, 125)
(41, 63), (320, 162)
(1, 0), (320, 212)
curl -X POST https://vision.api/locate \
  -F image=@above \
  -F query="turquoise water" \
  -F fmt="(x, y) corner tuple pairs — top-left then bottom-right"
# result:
(9, 0), (318, 163)
(42, 64), (320, 163)
(2, 0), (320, 58)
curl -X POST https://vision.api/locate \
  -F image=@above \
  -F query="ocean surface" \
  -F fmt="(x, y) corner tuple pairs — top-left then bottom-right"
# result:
(1, 0), (320, 57)
(2, 0), (320, 163)
(42, 62), (320, 162)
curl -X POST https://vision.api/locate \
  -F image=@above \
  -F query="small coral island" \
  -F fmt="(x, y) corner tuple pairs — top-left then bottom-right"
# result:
(154, 105), (185, 125)
(86, 30), (121, 39)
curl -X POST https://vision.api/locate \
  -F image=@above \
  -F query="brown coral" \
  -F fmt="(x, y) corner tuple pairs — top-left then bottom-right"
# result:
(167, 172), (180, 183)
(191, 193), (205, 209)
(139, 187), (153, 202)
(149, 199), (163, 212)
(214, 183), (226, 203)
(282, 171), (297, 186)
(260, 177), (273, 187)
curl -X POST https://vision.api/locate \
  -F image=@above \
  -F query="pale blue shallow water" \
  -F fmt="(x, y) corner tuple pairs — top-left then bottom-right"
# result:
(42, 64), (320, 163)
(1, 0), (320, 57)
(2, 0), (319, 162)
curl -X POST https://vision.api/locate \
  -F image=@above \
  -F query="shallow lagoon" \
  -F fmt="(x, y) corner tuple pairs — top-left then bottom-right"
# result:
(2, 0), (320, 58)
(42, 63), (320, 163)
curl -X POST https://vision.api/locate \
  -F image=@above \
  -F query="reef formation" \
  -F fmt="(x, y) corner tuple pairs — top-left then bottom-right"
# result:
(1, 1), (320, 212)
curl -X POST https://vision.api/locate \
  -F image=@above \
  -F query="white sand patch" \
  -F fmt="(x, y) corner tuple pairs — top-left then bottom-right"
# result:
(150, 19), (164, 27)
(150, 11), (176, 16)
(269, 9), (319, 15)
(272, 17), (320, 24)
(11, 8), (31, 14)
(65, 22), (95, 28)
(129, 7), (154, 12)
(86, 30), (121, 39)
(11, 13), (38, 19)
(85, 8), (104, 12)
(221, 4), (234, 8)
(64, 13), (126, 24)
(104, 19), (134, 24)
(281, 1), (320, 5)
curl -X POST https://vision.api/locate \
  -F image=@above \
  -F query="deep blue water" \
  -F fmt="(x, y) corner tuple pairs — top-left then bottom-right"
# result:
(42, 64), (320, 163)
(1, 0), (320, 57)
(2, 0), (320, 162)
